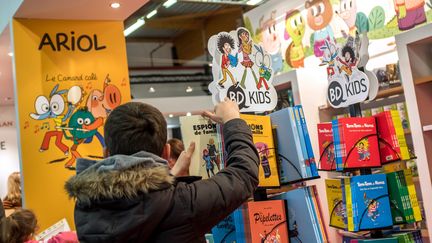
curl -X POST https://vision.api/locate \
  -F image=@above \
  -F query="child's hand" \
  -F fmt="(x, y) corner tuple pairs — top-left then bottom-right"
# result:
(202, 97), (240, 124)
(171, 142), (195, 177)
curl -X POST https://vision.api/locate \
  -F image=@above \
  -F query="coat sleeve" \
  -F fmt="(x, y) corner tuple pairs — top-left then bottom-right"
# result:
(179, 118), (260, 236)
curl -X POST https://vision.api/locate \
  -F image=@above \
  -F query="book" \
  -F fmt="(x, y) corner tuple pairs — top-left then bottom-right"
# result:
(403, 169), (422, 222)
(371, 107), (384, 116)
(307, 186), (328, 242)
(179, 115), (223, 179)
(243, 200), (289, 243)
(375, 111), (410, 163)
(318, 123), (335, 170)
(270, 108), (308, 184)
(296, 105), (319, 177)
(333, 117), (381, 170)
(396, 102), (410, 130)
(325, 179), (346, 229)
(293, 107), (312, 177)
(357, 238), (398, 243)
(346, 174), (393, 231)
(386, 171), (413, 224)
(35, 218), (70, 241)
(240, 114), (280, 187)
(212, 214), (236, 243)
(233, 206), (247, 243)
(273, 187), (325, 243)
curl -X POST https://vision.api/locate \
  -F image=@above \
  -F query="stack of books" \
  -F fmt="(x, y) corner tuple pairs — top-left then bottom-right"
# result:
(318, 123), (336, 171)
(325, 179), (345, 229)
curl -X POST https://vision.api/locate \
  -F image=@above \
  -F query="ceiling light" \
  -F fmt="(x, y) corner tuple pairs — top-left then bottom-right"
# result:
(186, 86), (193, 93)
(124, 17), (145, 36)
(110, 2), (120, 8)
(146, 10), (158, 19)
(168, 114), (174, 118)
(246, 0), (263, 5)
(149, 86), (155, 93)
(163, 0), (177, 8)
(186, 112), (192, 116)
(8, 52), (13, 57)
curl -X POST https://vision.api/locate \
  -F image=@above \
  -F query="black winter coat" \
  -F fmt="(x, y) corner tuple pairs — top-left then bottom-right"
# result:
(65, 118), (259, 242)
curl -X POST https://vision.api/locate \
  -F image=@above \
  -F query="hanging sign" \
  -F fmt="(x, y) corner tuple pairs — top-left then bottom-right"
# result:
(208, 27), (277, 112)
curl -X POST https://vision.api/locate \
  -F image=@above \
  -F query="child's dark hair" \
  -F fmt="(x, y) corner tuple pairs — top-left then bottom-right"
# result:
(104, 102), (167, 156)
(237, 28), (249, 48)
(217, 33), (235, 54)
(341, 45), (355, 61)
(0, 209), (38, 243)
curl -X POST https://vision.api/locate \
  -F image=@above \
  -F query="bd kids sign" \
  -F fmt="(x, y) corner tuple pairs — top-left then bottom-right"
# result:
(208, 28), (277, 112)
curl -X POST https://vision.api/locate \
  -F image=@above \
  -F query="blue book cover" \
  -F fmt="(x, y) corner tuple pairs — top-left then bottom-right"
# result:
(233, 207), (246, 243)
(306, 187), (324, 241)
(270, 108), (307, 183)
(332, 119), (343, 171)
(273, 188), (324, 243)
(293, 107), (312, 177)
(350, 174), (393, 231)
(296, 105), (319, 177)
(212, 214), (236, 243)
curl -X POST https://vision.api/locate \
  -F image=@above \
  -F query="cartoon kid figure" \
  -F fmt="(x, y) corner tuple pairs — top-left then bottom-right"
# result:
(255, 142), (271, 178)
(357, 139), (371, 161)
(238, 28), (258, 89)
(259, 11), (283, 73)
(255, 45), (272, 90)
(30, 84), (82, 155)
(285, 10), (306, 68)
(337, 0), (357, 36)
(393, 0), (426, 31)
(305, 0), (335, 58)
(216, 33), (238, 88)
(364, 192), (380, 221)
(207, 138), (220, 171)
(203, 148), (216, 178)
(337, 42), (358, 77)
(319, 39), (339, 78)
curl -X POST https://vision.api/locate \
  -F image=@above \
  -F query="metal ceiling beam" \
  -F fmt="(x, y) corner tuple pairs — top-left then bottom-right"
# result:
(126, 37), (174, 43)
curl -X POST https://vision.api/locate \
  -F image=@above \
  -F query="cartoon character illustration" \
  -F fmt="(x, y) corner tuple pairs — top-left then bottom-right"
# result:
(305, 0), (335, 58)
(319, 39), (339, 77)
(357, 139), (371, 161)
(238, 28), (258, 89)
(364, 192), (380, 221)
(61, 107), (104, 168)
(207, 138), (220, 171)
(334, 199), (344, 217)
(259, 229), (281, 243)
(259, 11), (283, 73)
(336, 40), (358, 77)
(393, 0), (426, 31)
(322, 140), (335, 166)
(30, 84), (82, 155)
(85, 75), (122, 148)
(255, 142), (271, 178)
(216, 33), (238, 88)
(284, 10), (306, 68)
(255, 45), (272, 90)
(203, 148), (216, 178)
(337, 0), (357, 36)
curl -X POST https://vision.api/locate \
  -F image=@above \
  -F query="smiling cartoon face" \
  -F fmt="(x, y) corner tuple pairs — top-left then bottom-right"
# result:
(286, 10), (306, 45)
(86, 82), (121, 118)
(305, 0), (333, 30)
(68, 108), (97, 139)
(260, 11), (280, 55)
(338, 0), (357, 29)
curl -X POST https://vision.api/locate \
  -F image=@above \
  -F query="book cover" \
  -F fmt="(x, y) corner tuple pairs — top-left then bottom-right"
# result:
(403, 169), (422, 222)
(350, 174), (393, 231)
(270, 108), (307, 184)
(297, 106), (319, 177)
(241, 114), (280, 187)
(233, 206), (247, 243)
(274, 188), (324, 243)
(293, 107), (312, 177)
(325, 179), (345, 229)
(386, 171), (409, 224)
(396, 102), (410, 130)
(246, 200), (289, 243)
(396, 171), (414, 223)
(336, 117), (381, 170)
(212, 214), (237, 243)
(180, 115), (223, 179)
(318, 123), (335, 171)
(390, 111), (410, 161)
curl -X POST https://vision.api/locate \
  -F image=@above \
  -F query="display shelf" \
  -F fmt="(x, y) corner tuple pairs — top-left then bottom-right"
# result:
(423, 125), (432, 132)
(375, 86), (404, 99)
(414, 75), (432, 85)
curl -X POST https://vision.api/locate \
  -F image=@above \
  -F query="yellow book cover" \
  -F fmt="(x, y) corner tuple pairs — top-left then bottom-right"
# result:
(325, 179), (345, 229)
(240, 114), (280, 187)
(391, 110), (410, 160)
(383, 161), (407, 173)
(403, 169), (422, 222)
(344, 178), (354, 231)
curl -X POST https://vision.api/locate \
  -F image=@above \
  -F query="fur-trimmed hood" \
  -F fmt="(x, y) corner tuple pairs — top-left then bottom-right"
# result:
(65, 151), (175, 205)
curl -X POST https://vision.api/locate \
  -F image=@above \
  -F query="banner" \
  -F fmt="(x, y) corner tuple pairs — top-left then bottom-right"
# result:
(12, 19), (131, 230)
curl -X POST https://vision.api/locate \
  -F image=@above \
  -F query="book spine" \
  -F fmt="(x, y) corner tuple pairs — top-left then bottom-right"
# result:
(332, 119), (342, 171)
(303, 188), (322, 241)
(288, 108), (308, 179)
(386, 172), (406, 224)
(294, 106), (312, 177)
(341, 178), (348, 231)
(403, 169), (422, 222)
(306, 187), (325, 243)
(395, 171), (410, 223)
(344, 178), (354, 231)
(399, 170), (415, 223)
(297, 105), (319, 177)
(391, 110), (410, 161)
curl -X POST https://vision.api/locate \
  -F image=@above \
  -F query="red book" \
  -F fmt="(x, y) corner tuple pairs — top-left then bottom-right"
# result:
(318, 123), (335, 170)
(246, 200), (289, 243)
(337, 117), (380, 169)
(375, 111), (400, 164)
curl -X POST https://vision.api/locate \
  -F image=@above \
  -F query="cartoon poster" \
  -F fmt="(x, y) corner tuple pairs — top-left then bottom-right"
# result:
(208, 27), (278, 112)
(12, 19), (130, 231)
(243, 0), (432, 74)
